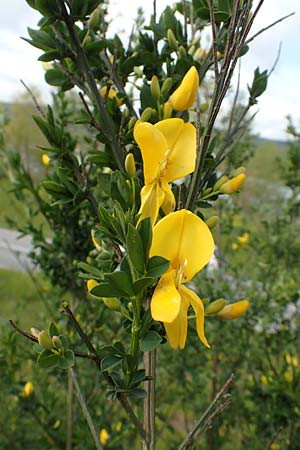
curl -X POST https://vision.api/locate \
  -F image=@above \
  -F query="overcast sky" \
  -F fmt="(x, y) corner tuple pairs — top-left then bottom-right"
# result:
(0, 0), (299, 140)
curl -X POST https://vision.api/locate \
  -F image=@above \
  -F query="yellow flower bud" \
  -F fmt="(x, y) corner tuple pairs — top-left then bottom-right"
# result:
(100, 86), (122, 106)
(42, 154), (50, 166)
(206, 215), (219, 230)
(270, 444), (280, 450)
(285, 353), (291, 365)
(150, 75), (160, 101)
(125, 153), (136, 178)
(216, 299), (249, 320)
(217, 50), (222, 58)
(170, 66), (199, 111)
(163, 101), (173, 119)
(87, 279), (98, 293)
(140, 107), (153, 122)
(53, 419), (61, 429)
(133, 66), (143, 77)
(99, 428), (109, 446)
(200, 102), (209, 113)
(292, 356), (298, 367)
(284, 369), (293, 383)
(232, 243), (238, 251)
(237, 232), (250, 247)
(23, 381), (34, 397)
(91, 230), (103, 252)
(220, 173), (246, 194)
(167, 28), (178, 52)
(261, 375), (268, 386)
(188, 45), (196, 56)
(38, 330), (53, 350)
(230, 166), (246, 177)
(193, 47), (205, 62)
(115, 421), (122, 432)
(205, 298), (227, 315)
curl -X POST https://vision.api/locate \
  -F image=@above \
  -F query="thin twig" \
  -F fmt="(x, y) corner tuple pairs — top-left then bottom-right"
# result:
(20, 79), (46, 118)
(208, 0), (219, 79)
(263, 427), (283, 450)
(9, 320), (96, 360)
(182, 0), (188, 44)
(62, 304), (147, 443)
(246, 12), (295, 45)
(70, 368), (104, 450)
(178, 374), (235, 450)
(56, 0), (124, 169)
(143, 350), (156, 450)
(268, 42), (282, 77)
(66, 369), (73, 450)
(79, 92), (102, 132)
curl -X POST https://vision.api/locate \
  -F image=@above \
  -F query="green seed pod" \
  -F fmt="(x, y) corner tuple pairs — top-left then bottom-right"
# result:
(178, 45), (186, 58)
(38, 330), (53, 350)
(128, 116), (137, 130)
(167, 28), (178, 52)
(205, 298), (227, 315)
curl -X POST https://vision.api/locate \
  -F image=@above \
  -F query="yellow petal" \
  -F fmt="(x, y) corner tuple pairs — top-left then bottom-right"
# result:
(87, 279), (98, 291)
(151, 270), (181, 323)
(150, 209), (214, 281)
(134, 122), (168, 184)
(164, 294), (190, 349)
(180, 284), (210, 348)
(217, 299), (249, 319)
(160, 179), (175, 215)
(170, 66), (199, 111)
(155, 119), (196, 181)
(138, 181), (165, 225)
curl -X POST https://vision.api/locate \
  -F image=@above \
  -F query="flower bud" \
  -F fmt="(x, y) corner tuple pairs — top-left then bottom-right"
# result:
(167, 28), (178, 52)
(216, 299), (249, 319)
(206, 215), (219, 229)
(99, 428), (109, 446)
(161, 78), (173, 100)
(178, 45), (186, 58)
(133, 66), (143, 77)
(170, 66), (199, 111)
(128, 116), (137, 130)
(38, 330), (53, 350)
(140, 107), (153, 122)
(31, 327), (41, 338)
(205, 298), (227, 315)
(193, 47), (205, 62)
(163, 101), (173, 119)
(91, 230), (103, 252)
(23, 381), (34, 397)
(200, 102), (209, 113)
(103, 298), (121, 311)
(87, 279), (98, 293)
(220, 173), (246, 194)
(125, 153), (136, 178)
(214, 175), (228, 191)
(150, 75), (160, 101)
(230, 166), (246, 177)
(188, 45), (196, 56)
(42, 154), (50, 166)
(88, 7), (100, 29)
(52, 336), (62, 350)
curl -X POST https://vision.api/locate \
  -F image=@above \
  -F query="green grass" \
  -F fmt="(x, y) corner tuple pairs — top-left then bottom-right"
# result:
(247, 140), (287, 183)
(0, 178), (28, 228)
(0, 269), (47, 329)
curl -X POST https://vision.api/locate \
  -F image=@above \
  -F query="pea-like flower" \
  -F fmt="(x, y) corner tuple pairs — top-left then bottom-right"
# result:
(134, 118), (196, 224)
(170, 66), (199, 111)
(216, 299), (249, 319)
(150, 209), (214, 349)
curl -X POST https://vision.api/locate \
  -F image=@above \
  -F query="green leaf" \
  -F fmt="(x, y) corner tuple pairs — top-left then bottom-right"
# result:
(49, 322), (59, 337)
(128, 388), (146, 398)
(37, 349), (60, 368)
(126, 224), (145, 274)
(58, 350), (74, 369)
(45, 69), (69, 87)
(140, 331), (162, 352)
(101, 355), (122, 371)
(133, 277), (155, 295)
(38, 50), (60, 62)
(104, 271), (134, 296)
(147, 256), (169, 278)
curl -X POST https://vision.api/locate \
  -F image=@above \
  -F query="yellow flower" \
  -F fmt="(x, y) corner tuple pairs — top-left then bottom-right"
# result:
(100, 86), (121, 106)
(220, 173), (246, 194)
(270, 444), (280, 450)
(261, 375), (268, 386)
(23, 381), (34, 397)
(170, 66), (199, 111)
(285, 353), (291, 365)
(237, 232), (250, 247)
(216, 300), (249, 319)
(134, 119), (196, 224)
(284, 369), (293, 383)
(292, 356), (298, 367)
(99, 428), (109, 446)
(150, 209), (214, 349)
(42, 154), (50, 166)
